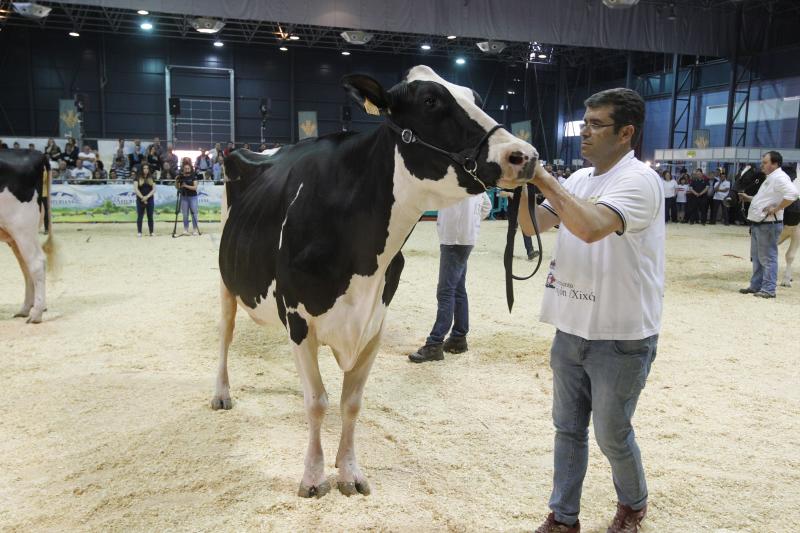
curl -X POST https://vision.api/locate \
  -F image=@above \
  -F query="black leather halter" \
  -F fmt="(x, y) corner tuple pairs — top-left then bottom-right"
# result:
(384, 119), (503, 192)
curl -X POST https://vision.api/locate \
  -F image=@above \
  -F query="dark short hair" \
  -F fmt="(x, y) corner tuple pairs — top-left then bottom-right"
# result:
(584, 88), (645, 146)
(764, 150), (783, 166)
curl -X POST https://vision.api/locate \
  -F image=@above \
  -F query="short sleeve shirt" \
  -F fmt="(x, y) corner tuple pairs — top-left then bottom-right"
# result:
(540, 151), (665, 340)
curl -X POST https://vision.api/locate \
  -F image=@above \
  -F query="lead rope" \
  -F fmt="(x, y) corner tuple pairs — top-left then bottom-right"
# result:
(503, 184), (543, 311)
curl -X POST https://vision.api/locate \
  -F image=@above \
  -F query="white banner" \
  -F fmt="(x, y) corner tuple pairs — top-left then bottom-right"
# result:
(50, 183), (225, 210)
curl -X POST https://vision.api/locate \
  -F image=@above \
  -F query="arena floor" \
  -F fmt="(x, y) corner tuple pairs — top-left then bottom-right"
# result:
(1, 221), (798, 532)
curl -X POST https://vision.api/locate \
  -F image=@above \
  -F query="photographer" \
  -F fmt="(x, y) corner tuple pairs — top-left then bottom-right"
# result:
(176, 162), (200, 236)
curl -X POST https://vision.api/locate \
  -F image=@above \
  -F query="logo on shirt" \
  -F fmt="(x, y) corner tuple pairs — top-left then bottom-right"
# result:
(544, 260), (596, 302)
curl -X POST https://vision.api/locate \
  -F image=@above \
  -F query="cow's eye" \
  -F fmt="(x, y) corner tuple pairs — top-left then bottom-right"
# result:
(424, 96), (436, 107)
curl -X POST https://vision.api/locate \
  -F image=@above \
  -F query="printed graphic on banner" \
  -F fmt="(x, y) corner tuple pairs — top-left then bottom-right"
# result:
(298, 111), (318, 140)
(49, 183), (225, 210)
(59, 99), (81, 139)
(511, 120), (532, 142)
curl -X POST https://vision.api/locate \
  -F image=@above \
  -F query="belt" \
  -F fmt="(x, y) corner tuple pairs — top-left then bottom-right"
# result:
(751, 220), (782, 225)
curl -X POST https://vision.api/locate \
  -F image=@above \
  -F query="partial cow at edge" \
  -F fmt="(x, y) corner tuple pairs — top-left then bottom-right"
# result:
(213, 65), (538, 498)
(0, 149), (55, 323)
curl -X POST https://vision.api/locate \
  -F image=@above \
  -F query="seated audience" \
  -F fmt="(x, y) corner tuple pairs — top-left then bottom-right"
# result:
(44, 138), (61, 161)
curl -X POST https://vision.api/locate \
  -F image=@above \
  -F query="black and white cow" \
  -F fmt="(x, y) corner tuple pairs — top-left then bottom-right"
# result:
(0, 149), (54, 323)
(212, 65), (537, 497)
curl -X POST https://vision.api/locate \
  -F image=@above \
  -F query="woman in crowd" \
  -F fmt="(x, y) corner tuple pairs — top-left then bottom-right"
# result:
(44, 138), (61, 161)
(91, 168), (107, 183)
(134, 164), (156, 237)
(676, 175), (689, 223)
(662, 170), (677, 223)
(146, 145), (160, 171)
(62, 139), (79, 168)
(177, 162), (200, 235)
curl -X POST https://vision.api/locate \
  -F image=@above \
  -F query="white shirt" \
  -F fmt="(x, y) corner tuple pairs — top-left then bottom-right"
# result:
(663, 179), (677, 198)
(713, 179), (731, 201)
(436, 193), (492, 246)
(747, 167), (799, 223)
(675, 183), (688, 203)
(540, 151), (665, 340)
(78, 150), (96, 170)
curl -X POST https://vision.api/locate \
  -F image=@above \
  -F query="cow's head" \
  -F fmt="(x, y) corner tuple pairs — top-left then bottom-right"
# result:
(724, 164), (764, 209)
(343, 65), (538, 197)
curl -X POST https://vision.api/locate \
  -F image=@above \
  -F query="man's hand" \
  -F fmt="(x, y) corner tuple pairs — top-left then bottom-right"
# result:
(738, 192), (753, 202)
(764, 205), (778, 217)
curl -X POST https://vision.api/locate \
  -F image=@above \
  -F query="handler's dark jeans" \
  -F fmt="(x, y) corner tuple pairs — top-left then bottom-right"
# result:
(665, 197), (677, 223)
(426, 244), (473, 345)
(136, 197), (154, 234)
(548, 330), (658, 526)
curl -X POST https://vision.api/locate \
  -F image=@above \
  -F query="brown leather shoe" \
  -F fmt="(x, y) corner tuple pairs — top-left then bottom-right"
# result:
(535, 512), (580, 533)
(606, 502), (647, 533)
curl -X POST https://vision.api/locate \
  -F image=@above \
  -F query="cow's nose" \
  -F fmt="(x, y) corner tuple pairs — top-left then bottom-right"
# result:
(508, 151), (530, 166)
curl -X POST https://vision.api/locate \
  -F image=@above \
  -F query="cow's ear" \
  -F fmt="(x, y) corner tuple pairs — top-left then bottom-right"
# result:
(342, 74), (391, 116)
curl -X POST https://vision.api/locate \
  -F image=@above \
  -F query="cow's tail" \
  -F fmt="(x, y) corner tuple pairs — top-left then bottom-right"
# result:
(40, 160), (59, 275)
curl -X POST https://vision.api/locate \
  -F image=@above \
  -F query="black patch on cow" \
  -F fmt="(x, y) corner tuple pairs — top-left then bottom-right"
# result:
(275, 290), (287, 326)
(0, 150), (48, 205)
(382, 252), (405, 306)
(219, 131), (396, 320)
(287, 312), (309, 345)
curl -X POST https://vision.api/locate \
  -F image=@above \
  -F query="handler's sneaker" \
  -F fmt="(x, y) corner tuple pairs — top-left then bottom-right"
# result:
(408, 344), (444, 363)
(606, 502), (646, 533)
(753, 291), (776, 299)
(443, 336), (468, 354)
(534, 513), (580, 533)
(738, 287), (756, 294)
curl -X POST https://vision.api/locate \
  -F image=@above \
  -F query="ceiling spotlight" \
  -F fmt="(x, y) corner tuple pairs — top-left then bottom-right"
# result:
(191, 17), (225, 34)
(538, 53), (548, 59)
(476, 41), (507, 54)
(455, 57), (466, 65)
(213, 40), (224, 47)
(137, 9), (149, 15)
(288, 34), (300, 40)
(279, 46), (288, 51)
(11, 2), (52, 19)
(507, 90), (516, 95)
(341, 50), (351, 56)
(140, 22), (153, 30)
(340, 30), (373, 45)
(446, 35), (457, 40)
(601, 0), (640, 8)
(667, 3), (677, 20)
(68, 31), (80, 37)
(420, 44), (431, 51)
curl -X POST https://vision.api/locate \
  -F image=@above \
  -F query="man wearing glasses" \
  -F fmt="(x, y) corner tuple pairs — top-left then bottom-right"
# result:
(516, 88), (664, 533)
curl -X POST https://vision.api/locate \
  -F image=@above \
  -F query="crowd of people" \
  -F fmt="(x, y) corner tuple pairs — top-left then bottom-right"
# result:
(0, 136), (275, 185)
(661, 166), (736, 225)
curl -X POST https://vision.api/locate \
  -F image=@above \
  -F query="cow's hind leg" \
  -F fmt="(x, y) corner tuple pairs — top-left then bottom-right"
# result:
(211, 281), (237, 410)
(9, 241), (34, 318)
(12, 232), (46, 323)
(294, 330), (330, 498)
(780, 225), (799, 287)
(335, 326), (382, 496)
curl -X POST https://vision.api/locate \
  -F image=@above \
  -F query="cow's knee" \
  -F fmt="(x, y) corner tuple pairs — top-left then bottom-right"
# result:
(341, 395), (362, 419)
(306, 392), (329, 420)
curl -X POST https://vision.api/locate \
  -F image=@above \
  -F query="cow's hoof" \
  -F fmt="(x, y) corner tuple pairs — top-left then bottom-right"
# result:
(210, 396), (233, 410)
(297, 480), (330, 498)
(337, 479), (371, 496)
(780, 281), (792, 288)
(26, 314), (42, 324)
(13, 309), (30, 318)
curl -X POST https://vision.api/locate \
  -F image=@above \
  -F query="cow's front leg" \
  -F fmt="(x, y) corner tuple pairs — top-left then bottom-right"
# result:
(293, 330), (330, 498)
(335, 327), (382, 496)
(9, 241), (33, 318)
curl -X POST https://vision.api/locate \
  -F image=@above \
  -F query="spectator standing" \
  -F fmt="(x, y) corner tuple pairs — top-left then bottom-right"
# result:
(409, 193), (492, 363)
(711, 171), (731, 225)
(177, 162), (200, 235)
(224, 141), (235, 157)
(195, 149), (212, 178)
(134, 165), (156, 237)
(209, 142), (223, 161)
(687, 169), (708, 225)
(662, 170), (677, 223)
(212, 155), (224, 184)
(675, 175), (689, 222)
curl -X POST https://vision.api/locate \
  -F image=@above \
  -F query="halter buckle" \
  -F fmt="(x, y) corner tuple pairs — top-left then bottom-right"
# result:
(401, 129), (414, 144)
(463, 158), (478, 175)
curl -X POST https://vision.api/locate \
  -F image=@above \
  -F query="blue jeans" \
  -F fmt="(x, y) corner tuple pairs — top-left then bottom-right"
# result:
(749, 223), (783, 295)
(549, 330), (658, 526)
(181, 195), (199, 231)
(426, 244), (473, 345)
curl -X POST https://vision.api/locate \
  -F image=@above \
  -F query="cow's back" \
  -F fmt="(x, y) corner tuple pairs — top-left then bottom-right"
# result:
(0, 150), (48, 205)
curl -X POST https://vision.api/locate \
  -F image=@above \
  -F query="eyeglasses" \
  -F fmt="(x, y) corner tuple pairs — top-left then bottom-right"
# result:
(580, 121), (619, 132)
